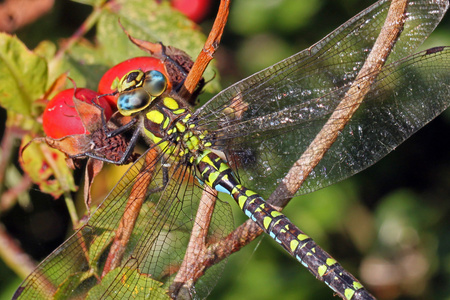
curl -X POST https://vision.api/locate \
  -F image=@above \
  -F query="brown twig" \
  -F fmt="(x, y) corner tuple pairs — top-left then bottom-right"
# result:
(0, 223), (36, 278)
(1, 222), (57, 299)
(179, 0), (230, 99)
(168, 0), (230, 294)
(204, 0), (408, 277)
(0, 126), (17, 210)
(268, 0), (407, 207)
(1, 125), (33, 211)
(0, 175), (33, 212)
(102, 149), (157, 277)
(54, 2), (104, 60)
(169, 186), (218, 298)
(0, 125), (19, 188)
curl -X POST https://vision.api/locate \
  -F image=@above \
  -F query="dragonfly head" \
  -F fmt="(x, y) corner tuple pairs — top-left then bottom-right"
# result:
(117, 70), (168, 116)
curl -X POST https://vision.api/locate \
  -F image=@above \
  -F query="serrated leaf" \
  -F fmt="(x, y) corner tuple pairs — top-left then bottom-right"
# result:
(0, 33), (47, 116)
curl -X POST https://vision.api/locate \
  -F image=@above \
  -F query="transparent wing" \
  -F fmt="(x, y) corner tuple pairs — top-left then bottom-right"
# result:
(14, 145), (234, 299)
(195, 0), (449, 198)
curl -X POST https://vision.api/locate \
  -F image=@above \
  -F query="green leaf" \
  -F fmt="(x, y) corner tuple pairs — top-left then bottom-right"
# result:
(229, 0), (323, 35)
(53, 272), (85, 300)
(72, 0), (106, 6)
(20, 135), (77, 198)
(98, 0), (197, 61)
(86, 267), (170, 300)
(34, 40), (57, 63)
(62, 50), (110, 91)
(96, 0), (220, 93)
(88, 229), (115, 268)
(0, 33), (47, 116)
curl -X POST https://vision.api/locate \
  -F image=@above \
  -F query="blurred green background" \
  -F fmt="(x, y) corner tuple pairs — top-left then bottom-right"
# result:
(1, 0), (450, 299)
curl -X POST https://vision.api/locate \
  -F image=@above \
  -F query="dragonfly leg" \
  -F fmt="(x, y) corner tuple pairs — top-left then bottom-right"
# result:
(90, 95), (139, 139)
(146, 163), (170, 195)
(105, 124), (141, 165)
(103, 116), (138, 139)
(68, 123), (141, 165)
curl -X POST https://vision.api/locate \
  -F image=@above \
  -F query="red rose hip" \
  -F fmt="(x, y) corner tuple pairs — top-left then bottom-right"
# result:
(172, 0), (211, 23)
(43, 88), (113, 139)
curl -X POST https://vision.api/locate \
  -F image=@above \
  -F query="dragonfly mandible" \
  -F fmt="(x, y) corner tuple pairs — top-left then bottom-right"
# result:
(13, 0), (450, 299)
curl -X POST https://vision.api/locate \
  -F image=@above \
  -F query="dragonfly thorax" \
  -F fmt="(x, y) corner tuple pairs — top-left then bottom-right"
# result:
(142, 96), (211, 164)
(115, 69), (212, 164)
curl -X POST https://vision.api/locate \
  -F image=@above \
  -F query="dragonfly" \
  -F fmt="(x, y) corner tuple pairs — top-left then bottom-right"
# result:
(13, 0), (450, 299)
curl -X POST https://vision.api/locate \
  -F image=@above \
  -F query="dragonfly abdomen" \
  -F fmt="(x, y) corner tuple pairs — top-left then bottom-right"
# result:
(197, 150), (374, 300)
(238, 193), (372, 300)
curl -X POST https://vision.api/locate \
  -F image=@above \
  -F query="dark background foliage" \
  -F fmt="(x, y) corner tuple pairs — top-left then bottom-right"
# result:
(0, 0), (449, 299)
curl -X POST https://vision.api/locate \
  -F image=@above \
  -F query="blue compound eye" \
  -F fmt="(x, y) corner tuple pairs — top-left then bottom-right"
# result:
(117, 88), (151, 116)
(116, 70), (167, 116)
(143, 70), (167, 97)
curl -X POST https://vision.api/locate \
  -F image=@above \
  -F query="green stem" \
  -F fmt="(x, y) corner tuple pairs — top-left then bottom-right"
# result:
(63, 191), (79, 228)
(0, 222), (36, 279)
(39, 144), (78, 227)
(53, 2), (105, 61)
